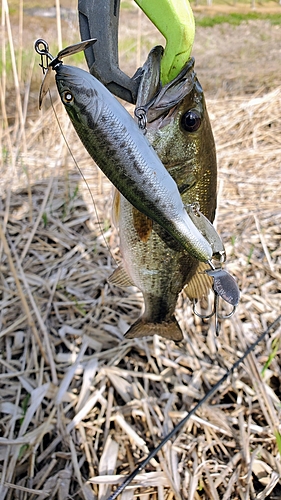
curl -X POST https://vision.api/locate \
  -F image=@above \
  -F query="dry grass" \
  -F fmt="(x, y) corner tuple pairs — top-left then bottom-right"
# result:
(1, 2), (281, 499)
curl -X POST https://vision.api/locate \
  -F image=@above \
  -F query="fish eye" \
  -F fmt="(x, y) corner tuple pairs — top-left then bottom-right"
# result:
(62, 91), (74, 103)
(181, 109), (201, 132)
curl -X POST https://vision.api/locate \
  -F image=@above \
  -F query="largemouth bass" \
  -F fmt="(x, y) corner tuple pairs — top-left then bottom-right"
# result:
(54, 63), (213, 262)
(111, 47), (218, 341)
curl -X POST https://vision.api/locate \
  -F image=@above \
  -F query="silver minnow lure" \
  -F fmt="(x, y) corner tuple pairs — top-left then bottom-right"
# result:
(54, 63), (213, 262)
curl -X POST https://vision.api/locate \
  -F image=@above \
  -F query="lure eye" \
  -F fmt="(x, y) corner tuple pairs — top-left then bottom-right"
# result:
(62, 91), (74, 103)
(181, 109), (201, 132)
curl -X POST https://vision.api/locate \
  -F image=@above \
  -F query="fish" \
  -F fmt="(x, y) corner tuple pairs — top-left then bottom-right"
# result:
(54, 61), (214, 262)
(111, 46), (219, 341)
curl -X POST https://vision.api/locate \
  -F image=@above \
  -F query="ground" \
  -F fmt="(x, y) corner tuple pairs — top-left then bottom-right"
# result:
(0, 1), (281, 499)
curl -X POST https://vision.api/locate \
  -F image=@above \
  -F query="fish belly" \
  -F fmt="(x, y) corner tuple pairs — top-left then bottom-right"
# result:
(117, 193), (198, 341)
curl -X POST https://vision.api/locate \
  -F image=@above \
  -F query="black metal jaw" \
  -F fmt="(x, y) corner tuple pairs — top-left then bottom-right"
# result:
(78, 0), (142, 103)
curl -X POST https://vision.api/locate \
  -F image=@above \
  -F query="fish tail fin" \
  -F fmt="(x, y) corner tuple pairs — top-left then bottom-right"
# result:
(124, 316), (183, 341)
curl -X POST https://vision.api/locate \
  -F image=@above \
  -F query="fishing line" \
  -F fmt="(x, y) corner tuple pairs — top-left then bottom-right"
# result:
(106, 313), (281, 500)
(48, 91), (117, 266)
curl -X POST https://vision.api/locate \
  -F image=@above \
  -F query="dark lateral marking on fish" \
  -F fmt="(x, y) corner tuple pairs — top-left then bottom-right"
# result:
(74, 116), (157, 214)
(77, 126), (141, 194)
(146, 180), (154, 189)
(70, 102), (173, 227)
(133, 207), (153, 243)
(132, 160), (144, 175)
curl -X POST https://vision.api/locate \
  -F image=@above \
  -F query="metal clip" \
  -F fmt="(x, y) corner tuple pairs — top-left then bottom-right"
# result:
(134, 106), (147, 133)
(34, 38), (97, 108)
(34, 39), (54, 73)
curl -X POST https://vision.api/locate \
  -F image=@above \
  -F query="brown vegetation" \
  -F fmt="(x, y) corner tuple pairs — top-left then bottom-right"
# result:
(0, 1), (280, 498)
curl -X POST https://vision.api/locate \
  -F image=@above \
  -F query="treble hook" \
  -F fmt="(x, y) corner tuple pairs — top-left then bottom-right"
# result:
(192, 259), (239, 335)
(193, 293), (237, 336)
(192, 299), (215, 320)
(214, 293), (237, 335)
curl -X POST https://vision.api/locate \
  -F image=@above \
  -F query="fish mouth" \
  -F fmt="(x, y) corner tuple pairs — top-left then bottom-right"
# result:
(137, 58), (196, 125)
(147, 105), (178, 130)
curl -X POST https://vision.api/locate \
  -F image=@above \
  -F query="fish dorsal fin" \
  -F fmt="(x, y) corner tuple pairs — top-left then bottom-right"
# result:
(108, 265), (135, 288)
(183, 261), (213, 300)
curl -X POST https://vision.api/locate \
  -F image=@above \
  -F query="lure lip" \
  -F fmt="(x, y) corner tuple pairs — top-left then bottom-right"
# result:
(185, 203), (226, 262)
(35, 38), (97, 108)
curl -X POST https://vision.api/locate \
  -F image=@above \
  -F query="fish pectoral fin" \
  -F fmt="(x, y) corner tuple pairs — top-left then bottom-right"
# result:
(124, 317), (183, 341)
(112, 188), (121, 228)
(108, 265), (135, 288)
(183, 261), (213, 300)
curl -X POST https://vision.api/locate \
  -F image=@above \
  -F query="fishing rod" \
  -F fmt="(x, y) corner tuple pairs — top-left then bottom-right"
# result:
(106, 313), (281, 499)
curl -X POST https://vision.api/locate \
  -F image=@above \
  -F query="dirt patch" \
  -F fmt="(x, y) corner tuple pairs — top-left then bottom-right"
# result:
(194, 20), (281, 96)
(194, 1), (281, 16)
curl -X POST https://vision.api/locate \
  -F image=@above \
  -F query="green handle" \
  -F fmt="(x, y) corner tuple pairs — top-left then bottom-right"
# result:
(134, 0), (195, 85)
